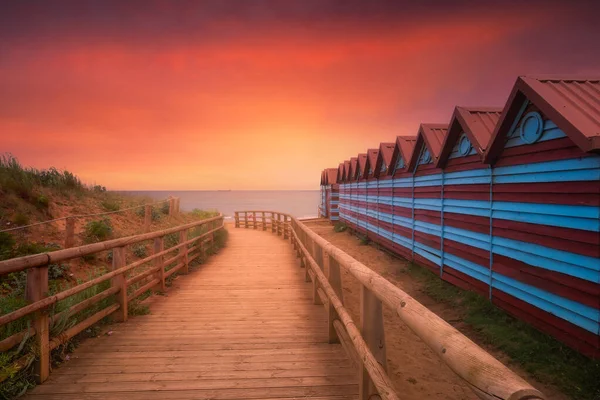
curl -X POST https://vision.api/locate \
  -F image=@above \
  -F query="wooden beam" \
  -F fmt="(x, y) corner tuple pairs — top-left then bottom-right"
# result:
(360, 286), (387, 400)
(154, 237), (165, 292)
(26, 265), (49, 383)
(144, 205), (152, 232)
(179, 230), (188, 274)
(111, 247), (128, 322)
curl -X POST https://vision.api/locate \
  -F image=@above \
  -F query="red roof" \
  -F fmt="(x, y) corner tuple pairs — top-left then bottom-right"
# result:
(356, 154), (368, 179)
(325, 168), (338, 185)
(408, 123), (448, 171)
(388, 136), (417, 175)
(437, 106), (502, 167)
(342, 160), (351, 181)
(348, 158), (358, 181)
(374, 142), (395, 178)
(366, 149), (379, 175)
(336, 163), (344, 182)
(485, 76), (600, 163)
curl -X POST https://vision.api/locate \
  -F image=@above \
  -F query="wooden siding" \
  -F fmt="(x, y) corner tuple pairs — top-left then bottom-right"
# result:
(337, 109), (600, 358)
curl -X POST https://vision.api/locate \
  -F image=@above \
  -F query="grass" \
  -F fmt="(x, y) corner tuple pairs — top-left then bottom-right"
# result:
(333, 222), (347, 233)
(83, 219), (113, 243)
(406, 262), (600, 400)
(0, 154), (85, 202)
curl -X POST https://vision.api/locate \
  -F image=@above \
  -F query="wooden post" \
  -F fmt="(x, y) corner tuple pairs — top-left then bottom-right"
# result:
(154, 237), (165, 292)
(253, 212), (257, 230)
(244, 212), (248, 228)
(283, 215), (289, 239)
(359, 285), (387, 400)
(315, 244), (324, 271)
(111, 247), (127, 322)
(64, 217), (75, 249)
(327, 254), (343, 343)
(277, 214), (282, 236)
(144, 204), (152, 232)
(168, 197), (174, 218)
(26, 265), (49, 383)
(261, 212), (266, 231)
(234, 212), (239, 228)
(312, 242), (323, 305)
(271, 212), (276, 233)
(180, 229), (189, 274)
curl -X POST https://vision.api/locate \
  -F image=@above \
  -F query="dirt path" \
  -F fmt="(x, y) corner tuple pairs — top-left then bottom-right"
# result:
(304, 220), (568, 400)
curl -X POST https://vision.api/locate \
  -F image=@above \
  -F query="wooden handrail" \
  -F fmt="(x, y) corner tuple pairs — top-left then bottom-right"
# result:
(234, 210), (545, 400)
(0, 215), (225, 384)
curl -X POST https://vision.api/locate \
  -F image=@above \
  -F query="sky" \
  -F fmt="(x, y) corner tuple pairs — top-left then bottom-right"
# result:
(1, 0), (599, 190)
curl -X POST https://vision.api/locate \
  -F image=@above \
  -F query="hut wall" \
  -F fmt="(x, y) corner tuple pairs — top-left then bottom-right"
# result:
(488, 105), (600, 358)
(319, 185), (327, 217)
(327, 184), (339, 222)
(330, 111), (599, 358)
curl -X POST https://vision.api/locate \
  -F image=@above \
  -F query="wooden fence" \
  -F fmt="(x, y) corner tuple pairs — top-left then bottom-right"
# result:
(0, 214), (224, 384)
(236, 210), (545, 400)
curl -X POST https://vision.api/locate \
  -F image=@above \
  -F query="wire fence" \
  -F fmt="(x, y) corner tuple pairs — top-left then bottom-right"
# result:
(0, 198), (171, 234)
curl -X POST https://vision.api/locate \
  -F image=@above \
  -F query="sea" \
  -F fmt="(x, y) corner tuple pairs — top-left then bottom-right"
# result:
(124, 190), (320, 220)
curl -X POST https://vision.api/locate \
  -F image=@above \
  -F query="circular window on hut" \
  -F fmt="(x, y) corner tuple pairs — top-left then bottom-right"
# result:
(519, 111), (544, 144)
(421, 148), (432, 164)
(458, 133), (472, 156)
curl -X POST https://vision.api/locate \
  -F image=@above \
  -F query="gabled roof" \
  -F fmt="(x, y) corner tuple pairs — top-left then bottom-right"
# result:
(336, 163), (344, 182)
(484, 75), (600, 164)
(320, 170), (325, 186)
(374, 142), (395, 178)
(356, 154), (368, 180)
(389, 136), (417, 175)
(325, 168), (338, 185)
(342, 160), (351, 182)
(408, 123), (448, 171)
(348, 158), (358, 181)
(437, 106), (502, 167)
(366, 149), (379, 176)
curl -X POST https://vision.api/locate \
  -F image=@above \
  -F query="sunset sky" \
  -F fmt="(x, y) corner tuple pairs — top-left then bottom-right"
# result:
(1, 1), (599, 190)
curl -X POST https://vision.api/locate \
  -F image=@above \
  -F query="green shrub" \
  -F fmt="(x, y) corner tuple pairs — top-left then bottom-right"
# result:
(164, 233), (179, 249)
(190, 209), (218, 219)
(333, 222), (347, 233)
(359, 234), (370, 246)
(160, 201), (170, 215)
(84, 219), (113, 243)
(101, 200), (120, 212)
(92, 185), (106, 193)
(132, 243), (147, 258)
(0, 232), (15, 260)
(13, 213), (29, 226)
(48, 264), (68, 280)
(36, 194), (49, 209)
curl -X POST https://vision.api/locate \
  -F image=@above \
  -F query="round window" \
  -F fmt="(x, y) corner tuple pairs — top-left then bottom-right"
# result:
(519, 111), (544, 144)
(421, 148), (431, 164)
(458, 133), (472, 156)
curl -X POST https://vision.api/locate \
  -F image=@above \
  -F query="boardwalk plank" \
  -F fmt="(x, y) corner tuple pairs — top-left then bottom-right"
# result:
(25, 227), (356, 399)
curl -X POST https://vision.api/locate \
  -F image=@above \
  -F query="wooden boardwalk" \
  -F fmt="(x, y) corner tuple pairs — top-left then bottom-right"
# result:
(25, 226), (357, 400)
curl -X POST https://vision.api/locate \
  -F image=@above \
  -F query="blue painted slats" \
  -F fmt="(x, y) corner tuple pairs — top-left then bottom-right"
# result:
(492, 274), (599, 334)
(505, 119), (567, 148)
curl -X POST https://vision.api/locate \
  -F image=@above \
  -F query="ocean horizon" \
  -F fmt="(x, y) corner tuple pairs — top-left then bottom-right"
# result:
(123, 190), (320, 219)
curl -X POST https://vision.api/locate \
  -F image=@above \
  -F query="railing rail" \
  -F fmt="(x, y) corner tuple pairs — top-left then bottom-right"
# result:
(0, 214), (224, 384)
(235, 210), (545, 400)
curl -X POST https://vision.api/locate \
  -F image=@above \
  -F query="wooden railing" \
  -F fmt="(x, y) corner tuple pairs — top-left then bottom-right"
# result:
(0, 214), (224, 383)
(235, 211), (545, 400)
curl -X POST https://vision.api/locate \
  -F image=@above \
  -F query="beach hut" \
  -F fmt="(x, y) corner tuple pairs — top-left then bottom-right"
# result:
(407, 124), (448, 274)
(319, 170), (327, 218)
(345, 157), (359, 229)
(381, 136), (417, 259)
(355, 154), (369, 234)
(365, 149), (380, 241)
(324, 168), (340, 222)
(368, 142), (396, 251)
(435, 107), (502, 295)
(338, 160), (352, 226)
(482, 76), (600, 357)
